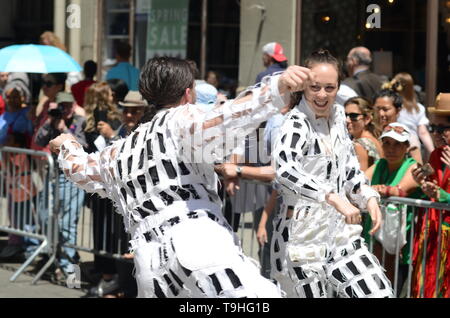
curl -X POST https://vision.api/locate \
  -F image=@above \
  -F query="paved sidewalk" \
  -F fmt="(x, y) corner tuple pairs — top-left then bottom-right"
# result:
(0, 267), (84, 298)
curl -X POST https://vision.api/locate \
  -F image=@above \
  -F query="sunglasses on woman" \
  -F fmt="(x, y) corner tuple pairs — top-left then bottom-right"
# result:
(345, 112), (363, 122)
(384, 125), (407, 134)
(429, 124), (450, 134)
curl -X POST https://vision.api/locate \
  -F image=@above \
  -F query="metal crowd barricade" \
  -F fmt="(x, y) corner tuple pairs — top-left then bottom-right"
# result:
(221, 178), (271, 271)
(0, 146), (56, 284)
(379, 197), (450, 298)
(62, 191), (131, 263)
(4, 152), (446, 298)
(220, 178), (450, 298)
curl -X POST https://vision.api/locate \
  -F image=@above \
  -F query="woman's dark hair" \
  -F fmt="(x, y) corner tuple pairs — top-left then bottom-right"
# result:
(45, 72), (67, 90)
(304, 49), (342, 85)
(372, 89), (403, 110)
(106, 78), (129, 103)
(139, 57), (195, 124)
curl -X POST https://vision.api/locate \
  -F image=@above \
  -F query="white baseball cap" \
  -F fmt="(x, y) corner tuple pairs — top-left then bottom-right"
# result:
(380, 122), (410, 143)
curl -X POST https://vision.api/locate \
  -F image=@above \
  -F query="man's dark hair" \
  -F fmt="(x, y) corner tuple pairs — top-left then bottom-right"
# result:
(373, 89), (403, 109)
(304, 49), (342, 85)
(115, 42), (132, 60)
(138, 57), (195, 125)
(84, 60), (97, 79)
(107, 78), (129, 103)
(139, 56), (195, 107)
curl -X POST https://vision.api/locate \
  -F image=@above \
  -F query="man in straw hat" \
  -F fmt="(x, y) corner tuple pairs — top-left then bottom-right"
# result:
(411, 93), (450, 298)
(117, 90), (148, 137)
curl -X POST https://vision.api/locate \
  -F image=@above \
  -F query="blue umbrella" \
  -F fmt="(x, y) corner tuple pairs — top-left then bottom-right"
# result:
(0, 44), (82, 73)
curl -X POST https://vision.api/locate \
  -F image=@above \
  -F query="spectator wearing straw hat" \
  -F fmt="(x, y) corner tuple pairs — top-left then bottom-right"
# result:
(117, 90), (148, 137)
(411, 93), (450, 298)
(255, 42), (288, 85)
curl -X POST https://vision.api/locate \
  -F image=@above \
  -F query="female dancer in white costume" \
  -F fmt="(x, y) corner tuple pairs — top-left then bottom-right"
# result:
(272, 50), (393, 298)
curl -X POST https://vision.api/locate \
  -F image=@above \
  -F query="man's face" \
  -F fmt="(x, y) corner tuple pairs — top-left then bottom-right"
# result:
(345, 49), (357, 75)
(262, 53), (272, 67)
(0, 72), (9, 86)
(60, 102), (75, 120)
(429, 114), (450, 146)
(122, 106), (145, 130)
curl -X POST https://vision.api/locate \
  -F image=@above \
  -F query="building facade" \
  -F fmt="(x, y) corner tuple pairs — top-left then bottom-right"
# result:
(0, 0), (448, 103)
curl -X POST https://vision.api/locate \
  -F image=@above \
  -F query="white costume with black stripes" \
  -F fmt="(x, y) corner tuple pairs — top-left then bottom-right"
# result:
(57, 76), (287, 298)
(273, 98), (393, 298)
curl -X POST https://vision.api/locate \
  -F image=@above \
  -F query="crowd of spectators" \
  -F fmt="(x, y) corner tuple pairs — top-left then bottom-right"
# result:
(0, 36), (448, 298)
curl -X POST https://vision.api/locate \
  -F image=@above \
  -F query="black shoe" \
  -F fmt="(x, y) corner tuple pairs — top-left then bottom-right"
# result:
(87, 275), (120, 297)
(0, 245), (24, 260)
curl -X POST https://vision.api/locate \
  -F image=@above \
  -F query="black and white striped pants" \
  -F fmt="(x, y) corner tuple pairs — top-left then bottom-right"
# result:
(131, 211), (282, 298)
(284, 238), (393, 298)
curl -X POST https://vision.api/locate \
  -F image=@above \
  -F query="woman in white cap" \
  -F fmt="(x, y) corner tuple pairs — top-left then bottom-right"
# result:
(364, 122), (422, 294)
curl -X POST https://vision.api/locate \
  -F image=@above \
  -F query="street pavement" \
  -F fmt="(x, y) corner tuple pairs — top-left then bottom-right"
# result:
(0, 209), (260, 298)
(0, 265), (84, 298)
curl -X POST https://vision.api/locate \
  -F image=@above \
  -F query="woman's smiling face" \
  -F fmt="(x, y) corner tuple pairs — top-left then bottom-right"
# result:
(303, 63), (339, 118)
(374, 96), (399, 128)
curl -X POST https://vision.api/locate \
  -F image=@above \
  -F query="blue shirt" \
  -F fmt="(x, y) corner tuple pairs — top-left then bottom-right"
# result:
(106, 62), (140, 90)
(0, 107), (33, 145)
(255, 64), (287, 85)
(263, 113), (286, 157)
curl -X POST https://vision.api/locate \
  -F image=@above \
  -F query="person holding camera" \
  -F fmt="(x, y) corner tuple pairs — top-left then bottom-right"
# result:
(34, 92), (87, 281)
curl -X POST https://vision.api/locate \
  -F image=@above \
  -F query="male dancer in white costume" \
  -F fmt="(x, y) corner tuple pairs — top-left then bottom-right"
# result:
(49, 57), (311, 298)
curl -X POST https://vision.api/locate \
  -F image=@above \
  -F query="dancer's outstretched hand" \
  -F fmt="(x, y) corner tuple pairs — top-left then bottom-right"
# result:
(49, 133), (76, 155)
(366, 197), (382, 235)
(278, 66), (314, 94)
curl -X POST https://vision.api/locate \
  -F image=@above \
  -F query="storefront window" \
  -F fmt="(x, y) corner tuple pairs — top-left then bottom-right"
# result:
(134, 0), (240, 97)
(300, 0), (429, 87)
